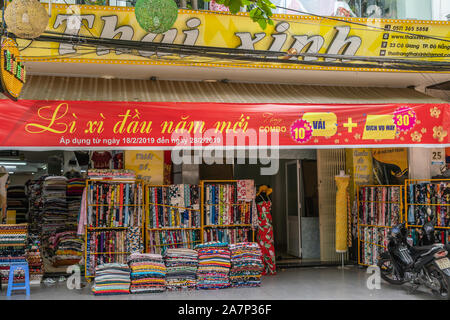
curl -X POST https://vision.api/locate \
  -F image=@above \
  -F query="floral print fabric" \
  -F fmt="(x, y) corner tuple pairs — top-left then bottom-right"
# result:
(256, 200), (276, 275)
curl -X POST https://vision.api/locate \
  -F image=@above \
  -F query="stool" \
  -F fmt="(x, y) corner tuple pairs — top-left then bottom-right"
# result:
(7, 262), (30, 296)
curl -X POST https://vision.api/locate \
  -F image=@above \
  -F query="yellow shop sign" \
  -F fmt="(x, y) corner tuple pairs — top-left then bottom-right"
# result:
(20, 5), (450, 72)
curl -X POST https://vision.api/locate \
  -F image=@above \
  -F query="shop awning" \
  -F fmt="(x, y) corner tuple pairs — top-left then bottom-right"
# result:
(13, 75), (447, 104)
(0, 76), (448, 149)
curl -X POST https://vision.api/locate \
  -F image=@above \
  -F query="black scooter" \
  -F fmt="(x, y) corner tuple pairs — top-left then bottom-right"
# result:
(377, 221), (450, 299)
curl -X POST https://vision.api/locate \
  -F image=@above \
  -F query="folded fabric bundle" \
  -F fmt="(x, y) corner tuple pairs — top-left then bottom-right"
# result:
(48, 230), (83, 267)
(128, 253), (166, 293)
(164, 248), (198, 290)
(92, 263), (131, 296)
(0, 224), (28, 284)
(229, 242), (263, 288)
(67, 178), (85, 230)
(195, 242), (231, 290)
(42, 176), (68, 236)
(26, 242), (44, 283)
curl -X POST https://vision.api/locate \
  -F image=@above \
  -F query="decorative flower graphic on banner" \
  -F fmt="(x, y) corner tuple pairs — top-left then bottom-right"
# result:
(290, 119), (313, 143)
(411, 131), (422, 142)
(421, 128), (427, 134)
(354, 133), (361, 140)
(430, 106), (441, 119)
(433, 126), (447, 142)
(393, 106), (416, 132)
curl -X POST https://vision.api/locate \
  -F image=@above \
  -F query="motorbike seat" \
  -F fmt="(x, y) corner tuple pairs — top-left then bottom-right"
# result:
(410, 244), (443, 254)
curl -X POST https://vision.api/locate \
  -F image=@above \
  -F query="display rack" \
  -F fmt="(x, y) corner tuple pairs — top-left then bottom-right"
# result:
(84, 178), (144, 279)
(200, 180), (254, 244)
(405, 179), (450, 246)
(145, 184), (202, 254)
(357, 185), (403, 266)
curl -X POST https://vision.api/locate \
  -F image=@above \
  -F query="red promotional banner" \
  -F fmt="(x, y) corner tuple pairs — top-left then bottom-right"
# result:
(0, 100), (448, 148)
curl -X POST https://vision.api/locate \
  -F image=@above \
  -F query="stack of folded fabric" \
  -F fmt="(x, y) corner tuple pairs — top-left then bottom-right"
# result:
(195, 242), (231, 290)
(66, 178), (85, 230)
(42, 176), (68, 235)
(92, 263), (131, 296)
(164, 248), (198, 290)
(0, 224), (28, 284)
(128, 253), (166, 293)
(7, 186), (29, 223)
(229, 242), (263, 288)
(48, 230), (83, 267)
(26, 178), (45, 236)
(26, 239), (44, 284)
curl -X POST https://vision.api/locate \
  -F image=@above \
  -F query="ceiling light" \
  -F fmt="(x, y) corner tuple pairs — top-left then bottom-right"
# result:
(8, 172), (14, 174)
(0, 162), (26, 166)
(4, 165), (16, 169)
(203, 79), (217, 83)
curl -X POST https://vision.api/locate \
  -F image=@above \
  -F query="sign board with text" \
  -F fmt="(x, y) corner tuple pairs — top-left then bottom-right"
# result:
(0, 100), (448, 148)
(19, 5), (450, 72)
(124, 150), (164, 184)
(1, 38), (26, 100)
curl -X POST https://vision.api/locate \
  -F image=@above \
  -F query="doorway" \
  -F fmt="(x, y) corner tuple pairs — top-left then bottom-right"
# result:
(285, 160), (303, 258)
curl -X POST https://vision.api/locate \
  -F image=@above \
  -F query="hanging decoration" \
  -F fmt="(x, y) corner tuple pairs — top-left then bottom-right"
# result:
(4, 0), (49, 39)
(0, 38), (26, 101)
(134, 0), (178, 34)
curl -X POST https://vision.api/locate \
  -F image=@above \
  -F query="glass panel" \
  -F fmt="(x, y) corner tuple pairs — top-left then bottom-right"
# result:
(287, 163), (298, 217)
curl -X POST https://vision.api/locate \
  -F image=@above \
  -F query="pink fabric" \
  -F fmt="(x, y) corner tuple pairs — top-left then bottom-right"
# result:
(77, 188), (87, 235)
(237, 180), (255, 202)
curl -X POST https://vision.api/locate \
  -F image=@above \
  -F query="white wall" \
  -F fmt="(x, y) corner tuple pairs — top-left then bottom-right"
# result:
(408, 148), (431, 180)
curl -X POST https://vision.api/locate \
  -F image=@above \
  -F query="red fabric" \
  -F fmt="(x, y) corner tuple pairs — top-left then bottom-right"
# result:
(91, 151), (111, 169)
(256, 200), (276, 275)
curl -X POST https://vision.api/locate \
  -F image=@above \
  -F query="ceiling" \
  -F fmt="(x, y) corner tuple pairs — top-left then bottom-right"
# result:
(25, 61), (450, 89)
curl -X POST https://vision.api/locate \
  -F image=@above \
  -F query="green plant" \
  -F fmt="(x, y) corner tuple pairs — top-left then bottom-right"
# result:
(205, 0), (275, 30)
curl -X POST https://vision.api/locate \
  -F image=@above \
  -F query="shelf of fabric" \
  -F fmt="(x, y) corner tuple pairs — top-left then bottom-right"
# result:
(146, 184), (201, 254)
(204, 227), (253, 244)
(88, 252), (130, 255)
(204, 224), (253, 228)
(358, 224), (394, 228)
(358, 239), (387, 249)
(146, 229), (201, 255)
(148, 227), (201, 231)
(408, 224), (450, 229)
(200, 180), (255, 244)
(154, 241), (201, 247)
(405, 179), (450, 243)
(357, 185), (403, 266)
(146, 184), (201, 229)
(84, 177), (145, 279)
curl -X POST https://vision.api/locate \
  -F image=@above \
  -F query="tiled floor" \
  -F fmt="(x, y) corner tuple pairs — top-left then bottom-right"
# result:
(0, 265), (437, 300)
